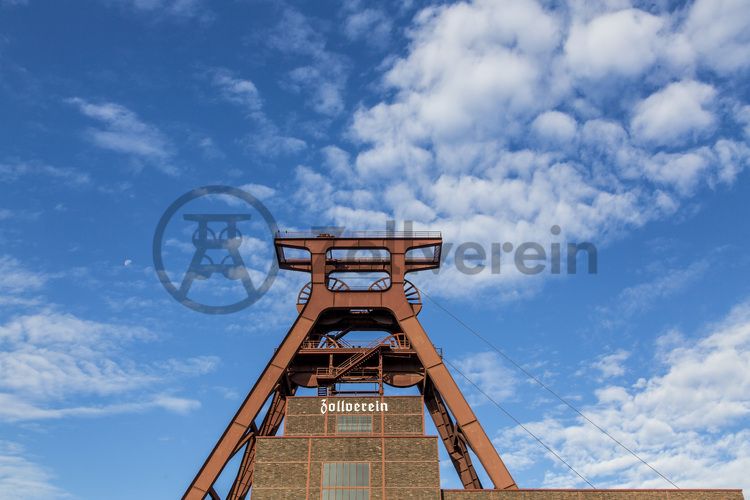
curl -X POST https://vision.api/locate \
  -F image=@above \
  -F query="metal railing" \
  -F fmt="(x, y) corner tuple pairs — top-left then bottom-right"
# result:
(300, 334), (411, 351)
(276, 230), (441, 239)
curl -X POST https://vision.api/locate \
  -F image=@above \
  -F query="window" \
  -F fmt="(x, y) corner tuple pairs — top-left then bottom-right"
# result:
(336, 415), (373, 434)
(322, 463), (369, 500)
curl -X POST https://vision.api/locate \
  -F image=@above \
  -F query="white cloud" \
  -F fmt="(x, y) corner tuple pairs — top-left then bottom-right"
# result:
(294, 165), (334, 210)
(0, 310), (216, 422)
(342, 6), (392, 48)
(195, 134), (224, 159)
(303, 0), (750, 299)
(149, 394), (201, 414)
(684, 0), (750, 73)
(0, 255), (47, 295)
(67, 98), (176, 174)
(116, 0), (210, 20)
(238, 183), (276, 201)
(711, 139), (750, 185)
(736, 105), (750, 138)
(269, 8), (349, 116)
(565, 9), (665, 79)
(267, 7), (325, 56)
(321, 145), (354, 178)
(211, 68), (262, 112)
(288, 64), (347, 116)
(243, 127), (306, 157)
(595, 259), (712, 331)
(0, 162), (90, 186)
(453, 351), (517, 406)
(532, 111), (577, 144)
(207, 68), (307, 157)
(379, 0), (558, 145)
(496, 300), (750, 490)
(0, 392), (202, 421)
(631, 80), (717, 146)
(209, 182), (276, 211)
(0, 255), (47, 308)
(642, 150), (713, 195)
(0, 442), (68, 499)
(384, 183), (436, 221)
(611, 259), (710, 319)
(591, 350), (630, 379)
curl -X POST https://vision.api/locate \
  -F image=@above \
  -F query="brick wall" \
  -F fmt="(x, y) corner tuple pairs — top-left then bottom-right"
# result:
(284, 396), (423, 436)
(251, 396), (741, 500)
(252, 434), (440, 499)
(442, 491), (745, 500)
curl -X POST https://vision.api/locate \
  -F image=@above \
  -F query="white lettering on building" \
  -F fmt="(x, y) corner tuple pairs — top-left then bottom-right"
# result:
(320, 399), (389, 414)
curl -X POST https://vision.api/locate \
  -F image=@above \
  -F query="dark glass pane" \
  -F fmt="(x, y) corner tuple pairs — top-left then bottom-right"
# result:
(361, 463), (370, 486)
(322, 462), (370, 491)
(354, 464), (367, 486)
(348, 463), (356, 485)
(336, 415), (372, 433)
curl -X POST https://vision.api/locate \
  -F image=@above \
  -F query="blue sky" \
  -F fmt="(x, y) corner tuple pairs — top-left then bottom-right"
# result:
(1, 0), (750, 498)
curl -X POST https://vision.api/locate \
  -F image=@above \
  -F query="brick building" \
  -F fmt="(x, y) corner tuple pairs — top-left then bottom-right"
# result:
(252, 396), (437, 499)
(251, 395), (743, 500)
(183, 233), (744, 500)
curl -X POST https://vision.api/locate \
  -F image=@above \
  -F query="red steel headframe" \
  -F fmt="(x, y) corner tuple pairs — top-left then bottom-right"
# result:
(182, 230), (517, 499)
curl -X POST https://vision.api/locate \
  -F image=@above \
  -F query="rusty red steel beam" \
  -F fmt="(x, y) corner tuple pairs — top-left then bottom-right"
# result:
(183, 233), (516, 498)
(227, 386), (291, 500)
(422, 378), (482, 489)
(182, 313), (315, 500)
(398, 314), (517, 490)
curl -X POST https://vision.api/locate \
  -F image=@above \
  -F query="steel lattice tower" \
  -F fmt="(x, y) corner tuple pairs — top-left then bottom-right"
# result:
(183, 231), (517, 499)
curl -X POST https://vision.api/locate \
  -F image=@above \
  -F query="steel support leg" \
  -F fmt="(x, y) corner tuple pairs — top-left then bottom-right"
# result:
(421, 378), (482, 489)
(227, 385), (292, 500)
(398, 315), (517, 490)
(182, 314), (315, 500)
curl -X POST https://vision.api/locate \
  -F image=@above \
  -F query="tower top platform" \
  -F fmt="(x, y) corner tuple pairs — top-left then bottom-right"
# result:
(276, 230), (441, 239)
(274, 229), (443, 275)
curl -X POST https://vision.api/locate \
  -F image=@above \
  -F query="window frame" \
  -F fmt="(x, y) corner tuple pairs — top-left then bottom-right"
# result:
(335, 414), (374, 434)
(321, 462), (370, 500)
